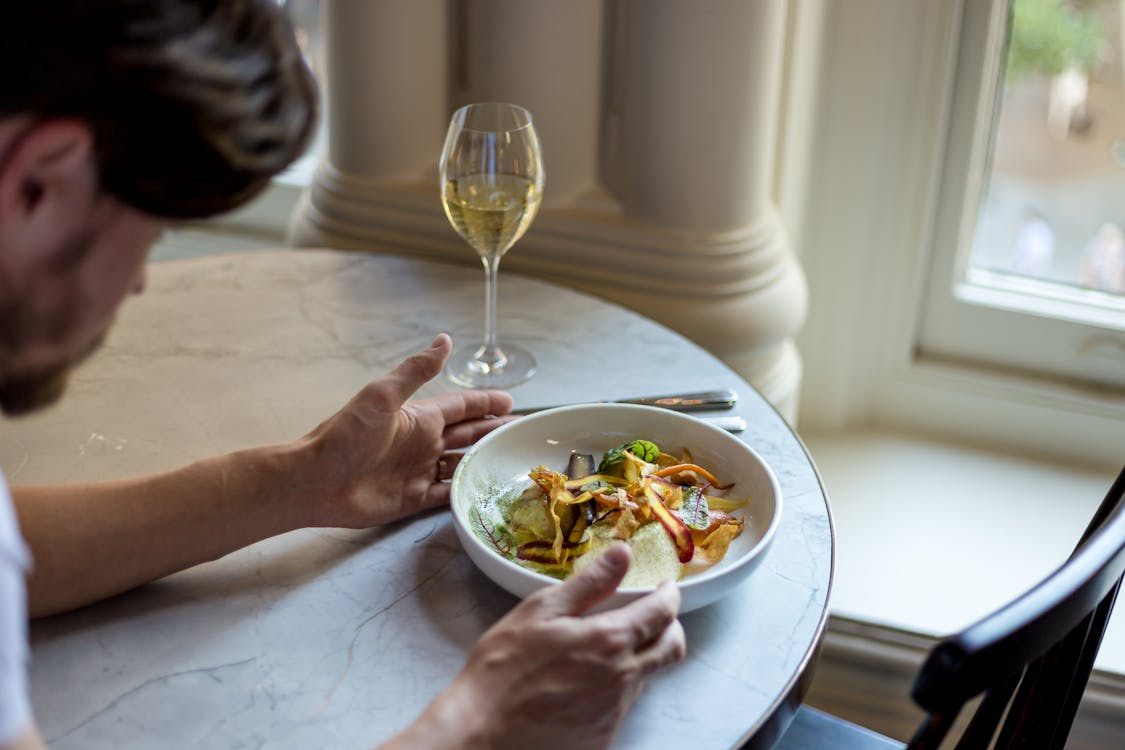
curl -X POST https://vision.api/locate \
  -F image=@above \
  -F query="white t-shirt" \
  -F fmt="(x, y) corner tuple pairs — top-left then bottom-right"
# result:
(0, 472), (31, 743)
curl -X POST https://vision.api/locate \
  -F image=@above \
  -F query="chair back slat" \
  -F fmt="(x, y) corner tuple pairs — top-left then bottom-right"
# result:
(994, 615), (1088, 749)
(950, 670), (1021, 750)
(906, 709), (956, 750)
(1046, 590), (1119, 745)
(906, 465), (1125, 750)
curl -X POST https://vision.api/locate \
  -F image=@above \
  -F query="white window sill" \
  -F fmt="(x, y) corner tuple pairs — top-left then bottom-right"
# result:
(800, 427), (1125, 675)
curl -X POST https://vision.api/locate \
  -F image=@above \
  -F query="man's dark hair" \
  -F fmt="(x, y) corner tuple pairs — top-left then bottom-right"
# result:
(0, 1), (318, 218)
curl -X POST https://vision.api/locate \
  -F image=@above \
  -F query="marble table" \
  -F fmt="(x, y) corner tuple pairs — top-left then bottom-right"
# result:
(3, 249), (834, 749)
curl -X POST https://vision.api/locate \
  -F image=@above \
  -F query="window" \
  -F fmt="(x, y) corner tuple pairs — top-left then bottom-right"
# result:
(919, 0), (1125, 391)
(790, 0), (1124, 468)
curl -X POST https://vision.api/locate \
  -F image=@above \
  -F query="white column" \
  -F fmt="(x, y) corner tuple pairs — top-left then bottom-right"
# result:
(457, 0), (603, 207)
(289, 0), (449, 249)
(598, 0), (806, 416)
(615, 0), (780, 231)
(322, 0), (447, 182)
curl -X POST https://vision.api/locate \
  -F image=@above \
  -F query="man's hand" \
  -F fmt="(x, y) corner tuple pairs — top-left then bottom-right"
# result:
(298, 333), (514, 528)
(16, 333), (513, 616)
(386, 544), (687, 750)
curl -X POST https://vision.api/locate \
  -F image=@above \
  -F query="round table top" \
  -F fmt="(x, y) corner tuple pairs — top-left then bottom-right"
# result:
(5, 249), (834, 749)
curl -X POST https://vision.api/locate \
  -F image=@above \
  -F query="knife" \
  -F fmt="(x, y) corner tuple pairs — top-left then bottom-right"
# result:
(509, 389), (738, 416)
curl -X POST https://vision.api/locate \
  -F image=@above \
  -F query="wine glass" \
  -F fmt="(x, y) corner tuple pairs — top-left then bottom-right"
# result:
(440, 102), (544, 389)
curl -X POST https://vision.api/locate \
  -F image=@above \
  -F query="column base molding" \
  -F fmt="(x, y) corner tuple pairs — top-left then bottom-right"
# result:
(290, 164), (807, 421)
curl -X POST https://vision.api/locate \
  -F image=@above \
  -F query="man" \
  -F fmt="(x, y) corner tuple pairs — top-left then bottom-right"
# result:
(0, 3), (684, 749)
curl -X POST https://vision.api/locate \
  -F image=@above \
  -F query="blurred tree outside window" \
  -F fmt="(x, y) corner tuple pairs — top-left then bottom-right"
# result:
(970, 0), (1125, 298)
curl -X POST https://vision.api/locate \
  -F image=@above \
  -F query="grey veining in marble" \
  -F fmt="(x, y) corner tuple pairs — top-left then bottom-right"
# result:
(6, 250), (833, 749)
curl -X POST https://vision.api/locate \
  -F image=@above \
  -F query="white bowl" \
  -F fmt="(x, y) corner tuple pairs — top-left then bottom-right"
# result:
(450, 403), (782, 613)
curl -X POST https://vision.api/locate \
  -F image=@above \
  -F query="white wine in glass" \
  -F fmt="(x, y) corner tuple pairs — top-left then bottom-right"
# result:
(440, 102), (544, 389)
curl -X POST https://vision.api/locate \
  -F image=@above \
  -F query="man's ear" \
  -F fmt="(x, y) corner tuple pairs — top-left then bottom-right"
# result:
(0, 120), (96, 230)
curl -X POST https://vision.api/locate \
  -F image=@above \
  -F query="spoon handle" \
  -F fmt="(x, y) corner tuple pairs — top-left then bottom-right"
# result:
(702, 416), (747, 433)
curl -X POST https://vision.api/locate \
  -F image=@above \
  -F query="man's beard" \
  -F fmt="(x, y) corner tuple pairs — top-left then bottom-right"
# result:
(0, 364), (72, 416)
(0, 331), (107, 417)
(0, 225), (107, 417)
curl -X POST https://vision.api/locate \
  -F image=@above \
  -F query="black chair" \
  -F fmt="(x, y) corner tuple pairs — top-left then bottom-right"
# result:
(774, 464), (1125, 750)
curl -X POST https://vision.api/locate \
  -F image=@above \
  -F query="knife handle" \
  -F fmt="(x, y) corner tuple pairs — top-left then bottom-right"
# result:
(509, 389), (739, 416)
(617, 389), (738, 411)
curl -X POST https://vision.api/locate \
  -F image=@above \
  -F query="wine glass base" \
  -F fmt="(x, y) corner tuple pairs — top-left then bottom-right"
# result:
(445, 343), (537, 389)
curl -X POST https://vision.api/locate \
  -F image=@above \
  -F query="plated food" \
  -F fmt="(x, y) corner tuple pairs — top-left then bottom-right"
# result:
(450, 403), (782, 613)
(469, 440), (749, 587)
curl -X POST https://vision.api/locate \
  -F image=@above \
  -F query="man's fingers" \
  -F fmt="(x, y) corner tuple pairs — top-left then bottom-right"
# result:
(632, 616), (686, 674)
(378, 334), (453, 410)
(429, 389), (514, 426)
(539, 543), (632, 617)
(591, 580), (682, 654)
(442, 414), (518, 450)
(423, 482), (452, 510)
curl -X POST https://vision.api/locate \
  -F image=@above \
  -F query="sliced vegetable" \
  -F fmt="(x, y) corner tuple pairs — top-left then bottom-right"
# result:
(623, 451), (653, 484)
(518, 535), (593, 565)
(694, 518), (745, 563)
(567, 501), (596, 543)
(566, 452), (595, 478)
(642, 482), (695, 563)
(529, 465), (568, 496)
(650, 463), (733, 489)
(564, 474), (629, 491)
(557, 501), (580, 543)
(705, 494), (748, 512)
(591, 487), (628, 508)
(529, 467), (595, 505)
(610, 506), (641, 539)
(643, 476), (685, 510)
(507, 486), (554, 542)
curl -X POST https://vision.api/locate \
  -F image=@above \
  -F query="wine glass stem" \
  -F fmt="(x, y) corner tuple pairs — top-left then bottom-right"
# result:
(478, 254), (504, 367)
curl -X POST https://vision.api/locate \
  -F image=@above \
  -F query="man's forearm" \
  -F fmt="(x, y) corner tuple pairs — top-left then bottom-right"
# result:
(377, 678), (491, 750)
(13, 441), (311, 617)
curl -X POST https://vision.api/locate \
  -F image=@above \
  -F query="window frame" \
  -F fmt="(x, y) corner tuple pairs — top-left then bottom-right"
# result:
(788, 0), (1124, 470)
(918, 0), (1125, 390)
